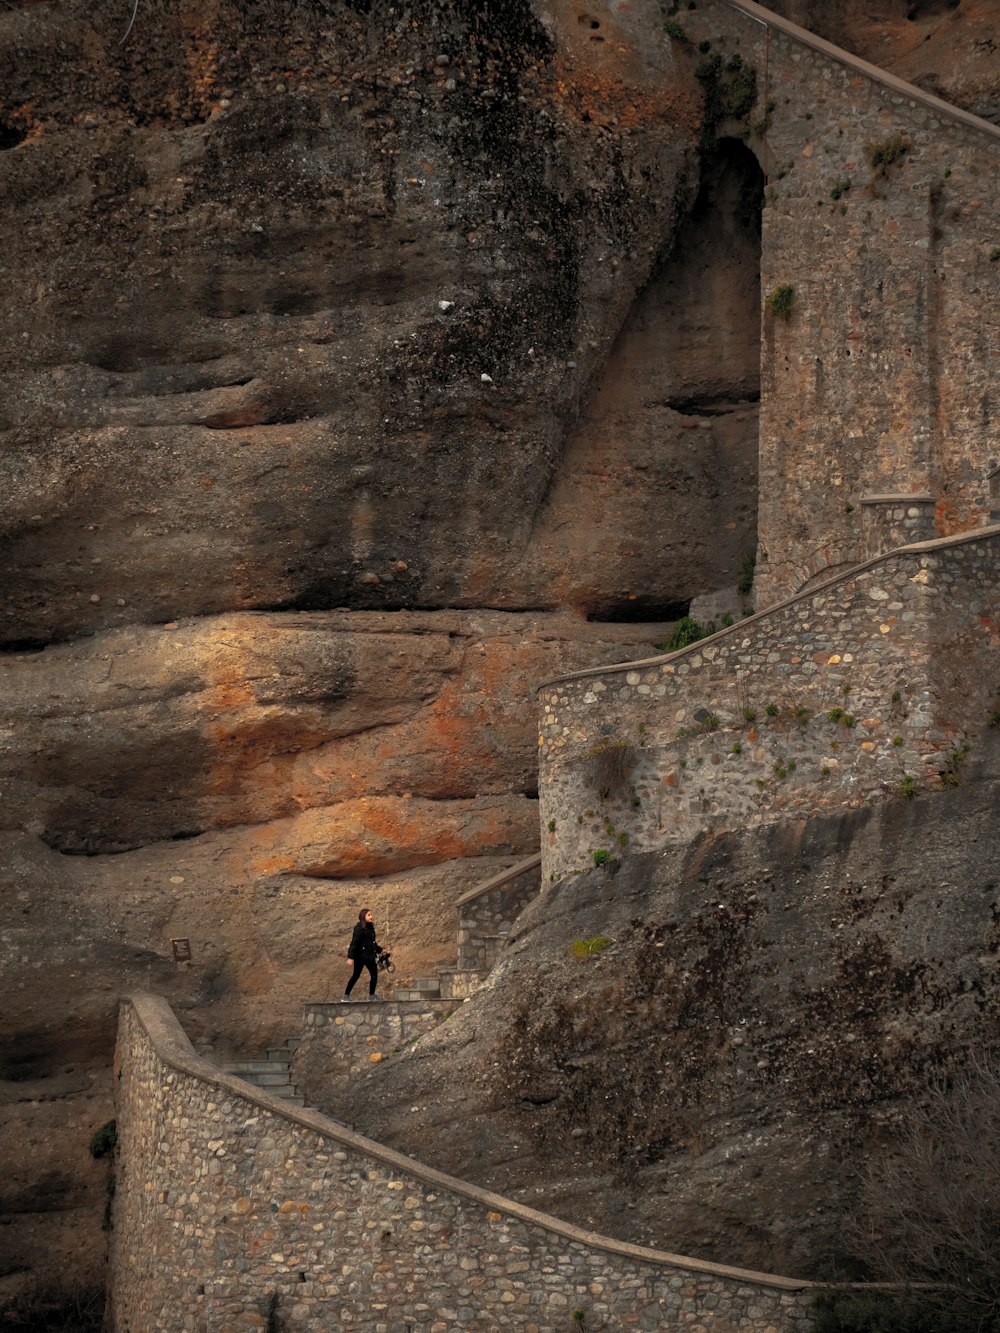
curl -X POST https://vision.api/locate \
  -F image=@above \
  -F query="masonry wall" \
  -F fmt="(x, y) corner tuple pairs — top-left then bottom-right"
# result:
(110, 993), (818, 1332)
(684, 0), (1000, 607)
(538, 531), (999, 884)
(292, 999), (454, 1111)
(455, 857), (541, 975)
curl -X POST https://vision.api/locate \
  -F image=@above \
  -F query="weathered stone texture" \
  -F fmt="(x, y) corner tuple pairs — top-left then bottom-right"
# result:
(455, 854), (541, 976)
(292, 1000), (455, 1105)
(111, 994), (817, 1332)
(539, 530), (999, 883)
(685, 0), (1000, 607)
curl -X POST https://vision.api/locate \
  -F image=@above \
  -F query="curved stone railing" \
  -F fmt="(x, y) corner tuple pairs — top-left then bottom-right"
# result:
(453, 850), (541, 979)
(682, 0), (1000, 607)
(454, 851), (541, 908)
(724, 0), (1000, 141)
(111, 993), (819, 1331)
(537, 529), (999, 883)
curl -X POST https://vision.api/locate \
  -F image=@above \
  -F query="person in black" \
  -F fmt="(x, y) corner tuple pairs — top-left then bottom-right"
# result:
(342, 907), (384, 1002)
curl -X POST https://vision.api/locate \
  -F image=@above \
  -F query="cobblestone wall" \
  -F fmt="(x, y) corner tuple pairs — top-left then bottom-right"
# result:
(538, 531), (999, 883)
(110, 993), (818, 1332)
(292, 1000), (455, 1110)
(685, 0), (1000, 607)
(455, 855), (541, 975)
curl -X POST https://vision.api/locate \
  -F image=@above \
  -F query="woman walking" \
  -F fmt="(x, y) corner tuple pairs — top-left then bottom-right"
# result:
(342, 908), (384, 1002)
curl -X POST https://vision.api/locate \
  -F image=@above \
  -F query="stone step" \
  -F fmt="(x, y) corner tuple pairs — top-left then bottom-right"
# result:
(219, 1054), (306, 1108)
(234, 1071), (293, 1089)
(267, 1088), (306, 1105)
(226, 1060), (286, 1075)
(410, 977), (441, 992)
(392, 988), (435, 1002)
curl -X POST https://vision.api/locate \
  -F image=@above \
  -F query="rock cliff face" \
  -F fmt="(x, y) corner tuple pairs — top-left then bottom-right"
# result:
(1, 0), (998, 1319)
(0, 0), (740, 1311)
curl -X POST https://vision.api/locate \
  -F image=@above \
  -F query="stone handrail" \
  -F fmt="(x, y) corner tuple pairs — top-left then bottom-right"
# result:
(725, 0), (1000, 141)
(536, 528), (999, 883)
(537, 524), (1000, 692)
(454, 850), (541, 908)
(119, 992), (809, 1284)
(111, 992), (823, 1330)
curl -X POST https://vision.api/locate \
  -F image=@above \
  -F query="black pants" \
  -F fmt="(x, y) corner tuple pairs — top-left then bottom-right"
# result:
(345, 958), (378, 996)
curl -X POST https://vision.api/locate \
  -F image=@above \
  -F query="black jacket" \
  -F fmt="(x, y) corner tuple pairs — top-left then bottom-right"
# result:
(348, 921), (378, 963)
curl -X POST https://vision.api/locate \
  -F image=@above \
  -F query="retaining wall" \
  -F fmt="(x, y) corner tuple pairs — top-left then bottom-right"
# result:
(685, 0), (1000, 606)
(292, 999), (455, 1112)
(538, 530), (999, 883)
(455, 853), (541, 976)
(110, 993), (818, 1332)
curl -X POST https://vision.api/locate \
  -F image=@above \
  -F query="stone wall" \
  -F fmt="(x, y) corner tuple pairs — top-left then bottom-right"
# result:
(110, 993), (818, 1332)
(684, 0), (1000, 607)
(292, 1000), (455, 1111)
(538, 530), (999, 884)
(455, 854), (541, 976)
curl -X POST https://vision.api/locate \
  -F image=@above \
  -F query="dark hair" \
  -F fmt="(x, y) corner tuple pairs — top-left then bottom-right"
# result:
(358, 908), (371, 923)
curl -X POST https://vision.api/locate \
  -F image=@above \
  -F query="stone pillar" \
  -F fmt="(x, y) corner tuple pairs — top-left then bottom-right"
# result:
(859, 494), (936, 559)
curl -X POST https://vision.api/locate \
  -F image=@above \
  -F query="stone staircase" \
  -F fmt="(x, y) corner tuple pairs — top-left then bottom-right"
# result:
(221, 1039), (305, 1107)
(216, 856), (543, 1097)
(395, 852), (543, 1001)
(391, 975), (445, 1002)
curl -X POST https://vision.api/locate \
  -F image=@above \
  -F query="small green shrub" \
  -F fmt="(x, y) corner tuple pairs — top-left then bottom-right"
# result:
(939, 741), (971, 787)
(737, 553), (756, 595)
(764, 703), (779, 718)
(664, 19), (688, 41)
(766, 285), (795, 319)
(867, 133), (911, 177)
(572, 936), (612, 958)
(89, 1120), (118, 1159)
(990, 248), (1000, 263)
(592, 849), (612, 868)
(547, 818), (556, 832)
(830, 177), (851, 200)
(658, 616), (716, 652)
(743, 707), (757, 724)
(695, 50), (759, 149)
(731, 741), (742, 755)
(892, 736), (904, 747)
(900, 774), (917, 800)
(989, 711), (1000, 727)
